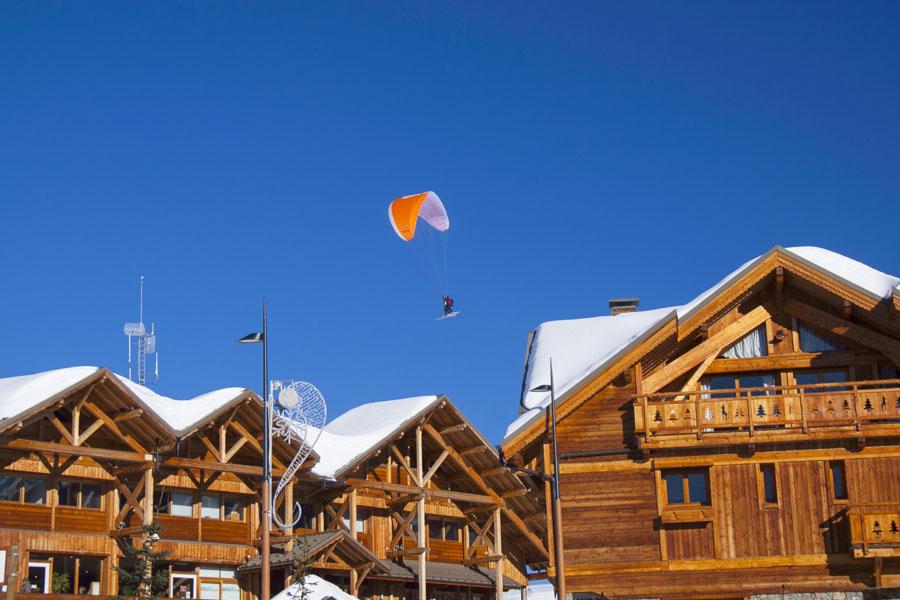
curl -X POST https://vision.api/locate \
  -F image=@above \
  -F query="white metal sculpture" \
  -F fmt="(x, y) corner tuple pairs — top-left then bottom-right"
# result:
(269, 379), (327, 530)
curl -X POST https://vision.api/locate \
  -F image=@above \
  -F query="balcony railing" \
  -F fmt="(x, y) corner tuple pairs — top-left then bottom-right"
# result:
(633, 378), (900, 448)
(847, 503), (900, 558)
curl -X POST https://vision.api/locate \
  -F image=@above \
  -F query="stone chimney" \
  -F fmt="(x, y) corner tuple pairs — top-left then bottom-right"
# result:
(609, 298), (639, 316)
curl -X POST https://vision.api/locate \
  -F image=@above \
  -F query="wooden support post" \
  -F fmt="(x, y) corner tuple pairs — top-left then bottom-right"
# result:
(284, 484), (294, 550)
(493, 507), (503, 600)
(5, 545), (19, 600)
(416, 426), (427, 600)
(349, 488), (358, 541)
(143, 466), (154, 526)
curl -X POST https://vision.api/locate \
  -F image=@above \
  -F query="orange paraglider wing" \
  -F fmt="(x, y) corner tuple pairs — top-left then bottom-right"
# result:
(388, 191), (450, 241)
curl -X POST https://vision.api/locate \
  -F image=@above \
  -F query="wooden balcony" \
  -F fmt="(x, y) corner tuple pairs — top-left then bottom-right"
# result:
(633, 378), (900, 449)
(848, 503), (900, 558)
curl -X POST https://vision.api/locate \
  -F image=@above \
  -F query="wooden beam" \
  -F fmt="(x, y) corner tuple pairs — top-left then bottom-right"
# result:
(784, 299), (900, 365)
(439, 423), (468, 435)
(45, 415), (74, 445)
(390, 444), (420, 486)
(2, 439), (149, 462)
(345, 478), (496, 505)
(76, 419), (105, 446)
(113, 408), (144, 422)
(422, 449), (449, 485)
(163, 456), (265, 477)
(673, 349), (722, 402)
(480, 467), (510, 478)
(201, 434), (222, 462)
(82, 401), (149, 455)
(705, 350), (875, 374)
(643, 305), (771, 393)
(459, 446), (490, 457)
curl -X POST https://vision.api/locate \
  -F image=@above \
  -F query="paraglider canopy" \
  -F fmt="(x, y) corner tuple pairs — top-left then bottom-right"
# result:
(389, 191), (450, 241)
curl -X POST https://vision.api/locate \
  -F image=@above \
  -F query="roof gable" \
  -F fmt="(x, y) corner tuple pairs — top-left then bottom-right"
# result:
(503, 245), (899, 452)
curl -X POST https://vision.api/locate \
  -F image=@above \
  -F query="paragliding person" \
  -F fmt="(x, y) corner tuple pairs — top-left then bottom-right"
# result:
(389, 191), (460, 320)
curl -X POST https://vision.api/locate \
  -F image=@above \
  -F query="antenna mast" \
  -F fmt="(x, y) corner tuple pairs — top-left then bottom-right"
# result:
(123, 275), (159, 385)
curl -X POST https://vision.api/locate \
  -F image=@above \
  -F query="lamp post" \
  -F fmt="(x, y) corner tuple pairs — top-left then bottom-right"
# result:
(238, 300), (271, 600)
(530, 358), (566, 600)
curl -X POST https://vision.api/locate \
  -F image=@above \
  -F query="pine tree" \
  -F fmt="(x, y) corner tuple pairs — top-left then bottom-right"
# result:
(117, 521), (170, 599)
(288, 537), (315, 600)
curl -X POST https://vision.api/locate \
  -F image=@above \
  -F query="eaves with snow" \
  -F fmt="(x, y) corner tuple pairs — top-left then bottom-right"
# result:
(506, 245), (900, 442)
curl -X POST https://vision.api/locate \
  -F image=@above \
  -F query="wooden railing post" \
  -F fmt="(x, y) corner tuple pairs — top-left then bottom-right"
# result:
(851, 384), (861, 430)
(746, 391), (754, 437)
(799, 389), (808, 434)
(694, 392), (702, 440)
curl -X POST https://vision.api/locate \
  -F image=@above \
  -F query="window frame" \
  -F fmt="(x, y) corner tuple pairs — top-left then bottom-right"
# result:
(756, 463), (781, 509)
(57, 480), (103, 510)
(660, 468), (711, 507)
(0, 474), (47, 505)
(828, 460), (849, 504)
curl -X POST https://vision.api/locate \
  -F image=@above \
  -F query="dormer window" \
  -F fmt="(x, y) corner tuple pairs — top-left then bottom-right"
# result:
(798, 323), (846, 353)
(721, 326), (767, 359)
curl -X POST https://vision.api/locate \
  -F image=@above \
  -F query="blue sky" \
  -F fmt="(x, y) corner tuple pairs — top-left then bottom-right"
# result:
(1, 2), (899, 443)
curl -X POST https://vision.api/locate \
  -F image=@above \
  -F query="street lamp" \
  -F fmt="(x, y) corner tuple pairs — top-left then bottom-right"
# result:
(238, 300), (271, 600)
(530, 358), (566, 600)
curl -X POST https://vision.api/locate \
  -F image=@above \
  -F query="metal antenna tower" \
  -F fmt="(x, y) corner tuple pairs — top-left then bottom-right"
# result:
(123, 276), (158, 385)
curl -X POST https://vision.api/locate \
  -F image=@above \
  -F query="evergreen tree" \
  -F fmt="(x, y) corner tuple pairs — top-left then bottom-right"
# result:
(117, 521), (170, 599)
(288, 537), (315, 600)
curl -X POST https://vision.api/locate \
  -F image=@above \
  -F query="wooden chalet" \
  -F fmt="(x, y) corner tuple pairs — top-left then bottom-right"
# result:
(501, 246), (900, 599)
(0, 368), (544, 600)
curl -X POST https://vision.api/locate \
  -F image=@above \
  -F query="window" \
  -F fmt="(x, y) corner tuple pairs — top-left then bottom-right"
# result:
(224, 497), (245, 522)
(721, 326), (767, 359)
(795, 370), (847, 393)
(662, 469), (710, 506)
(702, 373), (776, 398)
(342, 509), (366, 533)
(443, 521), (460, 543)
(428, 518), (443, 540)
(296, 503), (314, 529)
(830, 461), (848, 501)
(201, 495), (221, 519)
(171, 492), (194, 517)
(58, 481), (101, 509)
(799, 324), (847, 353)
(759, 464), (778, 506)
(0, 476), (46, 504)
(425, 518), (462, 542)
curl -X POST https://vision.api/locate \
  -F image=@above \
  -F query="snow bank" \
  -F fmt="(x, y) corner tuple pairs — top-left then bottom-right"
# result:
(504, 582), (555, 600)
(0, 366), (100, 422)
(311, 396), (439, 479)
(271, 575), (358, 600)
(506, 246), (898, 441)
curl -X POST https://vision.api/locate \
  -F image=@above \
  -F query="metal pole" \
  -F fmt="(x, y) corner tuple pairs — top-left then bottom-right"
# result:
(549, 359), (566, 600)
(261, 299), (271, 600)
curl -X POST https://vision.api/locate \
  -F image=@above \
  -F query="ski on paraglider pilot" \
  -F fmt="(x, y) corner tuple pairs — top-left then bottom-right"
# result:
(442, 295), (454, 316)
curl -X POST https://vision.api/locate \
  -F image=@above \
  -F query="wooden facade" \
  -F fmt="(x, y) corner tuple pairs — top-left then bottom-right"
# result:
(502, 248), (900, 599)
(0, 371), (541, 600)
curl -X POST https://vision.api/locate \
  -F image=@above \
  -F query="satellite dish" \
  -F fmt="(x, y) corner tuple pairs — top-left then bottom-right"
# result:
(270, 380), (327, 531)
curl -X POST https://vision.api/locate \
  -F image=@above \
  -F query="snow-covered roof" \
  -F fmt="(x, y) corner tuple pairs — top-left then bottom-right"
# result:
(0, 366), (250, 436)
(310, 395), (440, 479)
(0, 366), (102, 423)
(115, 375), (247, 434)
(506, 246), (899, 441)
(271, 575), (358, 600)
